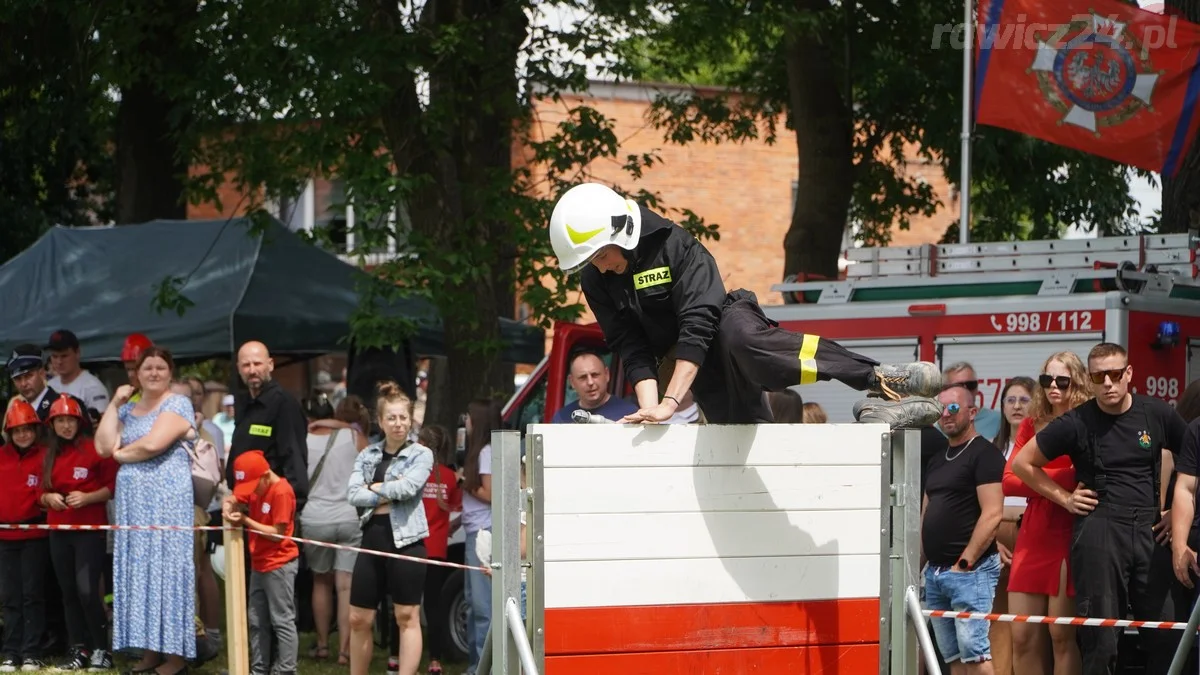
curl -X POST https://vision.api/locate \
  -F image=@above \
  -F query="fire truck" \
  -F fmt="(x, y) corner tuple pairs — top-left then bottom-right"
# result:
(503, 232), (1200, 425)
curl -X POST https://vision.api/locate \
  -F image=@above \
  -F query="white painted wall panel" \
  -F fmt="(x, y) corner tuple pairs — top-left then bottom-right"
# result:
(531, 424), (885, 609)
(544, 554), (880, 608)
(543, 509), (880, 562)
(530, 423), (889, 467)
(543, 465), (881, 515)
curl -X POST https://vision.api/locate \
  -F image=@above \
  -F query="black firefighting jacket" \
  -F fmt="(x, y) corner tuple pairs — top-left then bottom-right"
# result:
(580, 205), (726, 387)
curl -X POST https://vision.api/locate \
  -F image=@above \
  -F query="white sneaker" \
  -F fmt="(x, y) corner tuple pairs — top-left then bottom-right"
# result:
(87, 649), (113, 672)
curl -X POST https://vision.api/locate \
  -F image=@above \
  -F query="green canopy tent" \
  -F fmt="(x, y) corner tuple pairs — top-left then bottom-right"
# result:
(0, 218), (544, 364)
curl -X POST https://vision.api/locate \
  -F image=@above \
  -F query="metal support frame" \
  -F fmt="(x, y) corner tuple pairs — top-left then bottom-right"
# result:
(526, 434), (546, 663)
(1168, 591), (1200, 675)
(884, 428), (923, 675)
(489, 427), (926, 674)
(487, 430), (540, 674)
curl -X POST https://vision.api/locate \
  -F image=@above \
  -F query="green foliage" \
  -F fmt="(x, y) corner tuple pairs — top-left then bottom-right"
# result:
(613, 0), (1149, 254)
(150, 275), (197, 317)
(0, 1), (115, 264)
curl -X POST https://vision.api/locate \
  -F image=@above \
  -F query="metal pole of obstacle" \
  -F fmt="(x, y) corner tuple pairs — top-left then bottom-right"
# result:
(491, 430), (524, 674)
(884, 429), (922, 675)
(1168, 591), (1200, 675)
(506, 597), (539, 674)
(526, 432), (546, 664)
(906, 586), (944, 670)
(223, 526), (250, 675)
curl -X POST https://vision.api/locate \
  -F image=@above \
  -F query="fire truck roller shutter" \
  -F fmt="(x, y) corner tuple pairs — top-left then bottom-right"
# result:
(791, 339), (919, 423)
(935, 333), (1102, 414)
(1188, 339), (1200, 385)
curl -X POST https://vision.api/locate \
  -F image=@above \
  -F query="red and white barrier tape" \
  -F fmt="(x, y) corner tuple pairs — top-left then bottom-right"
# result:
(923, 609), (1191, 631)
(0, 523), (222, 532)
(0, 523), (489, 573)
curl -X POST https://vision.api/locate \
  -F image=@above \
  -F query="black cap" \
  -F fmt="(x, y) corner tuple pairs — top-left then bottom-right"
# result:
(6, 344), (45, 378)
(46, 329), (80, 351)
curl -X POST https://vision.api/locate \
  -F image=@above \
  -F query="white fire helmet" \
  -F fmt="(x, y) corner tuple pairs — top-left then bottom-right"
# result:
(547, 183), (642, 274)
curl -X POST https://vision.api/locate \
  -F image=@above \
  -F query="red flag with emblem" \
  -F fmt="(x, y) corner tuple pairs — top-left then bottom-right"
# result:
(974, 0), (1200, 175)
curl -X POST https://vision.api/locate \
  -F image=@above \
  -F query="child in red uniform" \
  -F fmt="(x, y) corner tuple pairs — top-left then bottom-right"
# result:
(39, 394), (117, 671)
(418, 425), (463, 675)
(0, 400), (50, 671)
(224, 450), (300, 675)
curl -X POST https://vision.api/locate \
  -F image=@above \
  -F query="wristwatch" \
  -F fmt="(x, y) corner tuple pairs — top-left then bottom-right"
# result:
(956, 558), (971, 570)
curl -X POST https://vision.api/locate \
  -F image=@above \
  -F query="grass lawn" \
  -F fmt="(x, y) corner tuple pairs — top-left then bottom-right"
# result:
(109, 634), (470, 674)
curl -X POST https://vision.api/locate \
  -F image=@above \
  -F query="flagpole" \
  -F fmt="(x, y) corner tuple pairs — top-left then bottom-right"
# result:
(960, 0), (973, 244)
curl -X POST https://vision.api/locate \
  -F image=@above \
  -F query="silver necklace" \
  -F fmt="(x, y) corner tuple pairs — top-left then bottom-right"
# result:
(946, 435), (980, 462)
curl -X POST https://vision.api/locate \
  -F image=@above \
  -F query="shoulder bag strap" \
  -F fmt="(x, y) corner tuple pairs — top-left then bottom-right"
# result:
(308, 429), (340, 490)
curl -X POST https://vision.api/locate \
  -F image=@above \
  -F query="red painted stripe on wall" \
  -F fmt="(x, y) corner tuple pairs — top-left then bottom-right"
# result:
(545, 597), (880, 655)
(546, 643), (880, 674)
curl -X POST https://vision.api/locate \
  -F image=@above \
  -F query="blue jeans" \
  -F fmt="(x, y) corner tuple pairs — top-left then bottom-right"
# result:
(464, 529), (492, 673)
(924, 552), (1001, 664)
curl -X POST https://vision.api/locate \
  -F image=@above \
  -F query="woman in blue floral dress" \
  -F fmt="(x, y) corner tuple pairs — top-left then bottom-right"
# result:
(94, 347), (196, 674)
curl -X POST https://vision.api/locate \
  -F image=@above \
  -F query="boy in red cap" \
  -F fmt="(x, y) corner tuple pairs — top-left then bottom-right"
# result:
(224, 450), (299, 675)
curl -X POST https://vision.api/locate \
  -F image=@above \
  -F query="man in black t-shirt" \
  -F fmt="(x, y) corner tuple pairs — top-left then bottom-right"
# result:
(1013, 342), (1187, 675)
(922, 384), (1005, 671)
(1170, 417), (1200, 587)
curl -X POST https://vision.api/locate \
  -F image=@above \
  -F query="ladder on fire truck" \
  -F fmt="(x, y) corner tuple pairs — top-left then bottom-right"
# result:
(774, 232), (1200, 304)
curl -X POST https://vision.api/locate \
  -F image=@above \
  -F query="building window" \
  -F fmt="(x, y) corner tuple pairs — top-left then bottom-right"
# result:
(269, 181), (315, 233)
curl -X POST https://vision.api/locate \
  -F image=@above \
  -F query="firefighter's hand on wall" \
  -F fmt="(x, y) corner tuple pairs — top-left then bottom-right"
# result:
(1064, 482), (1099, 516)
(619, 400), (678, 425)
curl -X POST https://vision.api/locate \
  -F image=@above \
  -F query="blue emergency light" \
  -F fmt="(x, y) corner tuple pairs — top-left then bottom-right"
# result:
(1155, 320), (1181, 349)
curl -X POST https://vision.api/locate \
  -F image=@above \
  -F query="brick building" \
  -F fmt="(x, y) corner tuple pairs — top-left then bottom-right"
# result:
(190, 79), (958, 308)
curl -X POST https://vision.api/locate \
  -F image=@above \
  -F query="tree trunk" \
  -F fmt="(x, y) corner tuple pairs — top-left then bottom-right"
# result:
(372, 0), (526, 428)
(781, 9), (855, 279)
(114, 81), (189, 224)
(422, 357), (455, 431)
(1160, 0), (1200, 233)
(111, 0), (197, 225)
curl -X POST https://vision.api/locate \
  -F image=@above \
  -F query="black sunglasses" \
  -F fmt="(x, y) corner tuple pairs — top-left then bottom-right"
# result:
(1039, 374), (1071, 390)
(1088, 367), (1127, 385)
(948, 380), (979, 392)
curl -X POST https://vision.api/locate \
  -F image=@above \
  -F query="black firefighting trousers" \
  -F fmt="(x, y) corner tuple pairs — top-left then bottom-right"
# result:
(683, 290), (879, 424)
(1071, 504), (1179, 675)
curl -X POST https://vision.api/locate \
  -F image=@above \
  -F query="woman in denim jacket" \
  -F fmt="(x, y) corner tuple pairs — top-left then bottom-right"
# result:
(345, 381), (433, 675)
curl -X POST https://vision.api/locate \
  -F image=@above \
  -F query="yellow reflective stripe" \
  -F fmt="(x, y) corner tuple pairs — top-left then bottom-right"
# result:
(634, 266), (672, 290)
(249, 424), (273, 437)
(798, 334), (820, 385)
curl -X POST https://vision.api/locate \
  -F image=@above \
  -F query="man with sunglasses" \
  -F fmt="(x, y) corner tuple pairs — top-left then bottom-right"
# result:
(546, 182), (944, 426)
(943, 362), (1003, 442)
(1013, 342), (1187, 675)
(922, 384), (1005, 672)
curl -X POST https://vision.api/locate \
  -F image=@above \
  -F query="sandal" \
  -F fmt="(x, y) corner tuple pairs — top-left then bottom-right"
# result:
(308, 645), (330, 660)
(338, 651), (351, 666)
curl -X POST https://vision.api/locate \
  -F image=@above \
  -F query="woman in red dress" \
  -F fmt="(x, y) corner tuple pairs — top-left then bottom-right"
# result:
(1002, 351), (1091, 675)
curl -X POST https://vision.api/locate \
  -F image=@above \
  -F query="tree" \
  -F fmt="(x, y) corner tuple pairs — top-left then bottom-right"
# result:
(0, 2), (114, 264)
(1160, 0), (1200, 234)
(102, 0), (203, 224)
(615, 0), (1150, 277)
(177, 0), (712, 427)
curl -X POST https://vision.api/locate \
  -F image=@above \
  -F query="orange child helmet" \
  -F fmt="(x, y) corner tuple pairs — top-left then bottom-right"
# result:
(5, 400), (40, 431)
(122, 333), (153, 363)
(47, 394), (83, 422)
